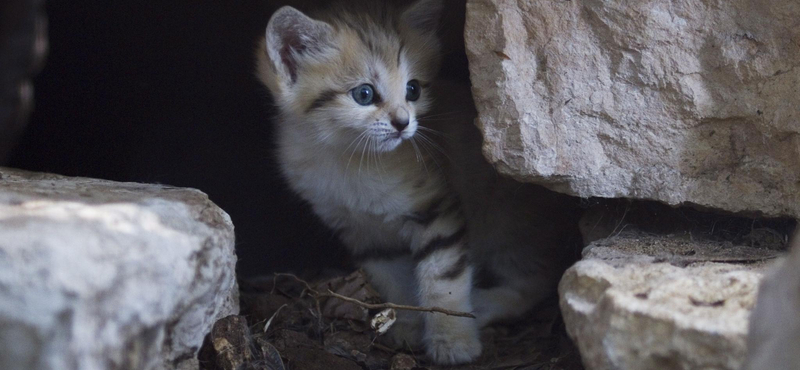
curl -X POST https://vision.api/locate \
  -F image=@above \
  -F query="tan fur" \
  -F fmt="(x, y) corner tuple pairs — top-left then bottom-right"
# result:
(255, 0), (579, 365)
(256, 2), (440, 127)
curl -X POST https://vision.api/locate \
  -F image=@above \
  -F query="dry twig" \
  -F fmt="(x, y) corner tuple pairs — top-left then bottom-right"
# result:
(323, 289), (476, 318)
(263, 303), (288, 333)
(274, 273), (476, 319)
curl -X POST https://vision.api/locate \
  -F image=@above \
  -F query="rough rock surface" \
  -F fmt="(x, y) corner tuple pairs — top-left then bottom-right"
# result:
(0, 167), (238, 370)
(559, 233), (779, 370)
(465, 0), (800, 217)
(743, 235), (800, 370)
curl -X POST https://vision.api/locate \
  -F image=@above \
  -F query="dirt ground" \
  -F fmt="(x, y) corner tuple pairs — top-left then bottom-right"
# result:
(198, 270), (584, 370)
(197, 199), (797, 370)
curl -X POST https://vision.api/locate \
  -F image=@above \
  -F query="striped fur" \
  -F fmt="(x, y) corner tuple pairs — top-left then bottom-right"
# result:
(256, 0), (579, 365)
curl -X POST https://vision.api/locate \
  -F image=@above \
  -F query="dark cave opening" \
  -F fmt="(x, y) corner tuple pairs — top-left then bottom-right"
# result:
(9, 0), (467, 277)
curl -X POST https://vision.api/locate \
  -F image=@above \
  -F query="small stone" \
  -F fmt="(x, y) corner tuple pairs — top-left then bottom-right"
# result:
(208, 316), (255, 370)
(389, 353), (417, 370)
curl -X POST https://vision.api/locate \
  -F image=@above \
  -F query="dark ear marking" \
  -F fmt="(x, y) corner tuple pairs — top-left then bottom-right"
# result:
(265, 6), (335, 84)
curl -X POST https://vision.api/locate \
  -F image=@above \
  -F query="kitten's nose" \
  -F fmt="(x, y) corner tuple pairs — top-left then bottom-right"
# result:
(391, 118), (409, 132)
(391, 110), (410, 132)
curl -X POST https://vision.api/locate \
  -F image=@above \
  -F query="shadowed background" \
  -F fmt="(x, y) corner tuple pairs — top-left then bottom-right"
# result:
(6, 0), (470, 276)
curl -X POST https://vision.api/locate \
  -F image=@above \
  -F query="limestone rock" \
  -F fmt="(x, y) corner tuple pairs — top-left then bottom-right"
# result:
(743, 235), (800, 370)
(0, 167), (239, 370)
(465, 0), (800, 217)
(558, 233), (776, 370)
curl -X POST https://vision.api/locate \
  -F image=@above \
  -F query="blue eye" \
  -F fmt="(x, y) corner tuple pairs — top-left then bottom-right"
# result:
(406, 80), (421, 101)
(352, 84), (375, 105)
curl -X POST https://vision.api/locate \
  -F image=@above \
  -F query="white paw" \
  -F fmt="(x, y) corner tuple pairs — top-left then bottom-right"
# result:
(424, 325), (482, 365)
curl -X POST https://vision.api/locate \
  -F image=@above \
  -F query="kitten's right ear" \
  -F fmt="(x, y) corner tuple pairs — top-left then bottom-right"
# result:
(265, 7), (334, 85)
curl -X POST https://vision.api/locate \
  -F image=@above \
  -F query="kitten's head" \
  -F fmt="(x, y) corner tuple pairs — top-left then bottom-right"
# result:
(257, 0), (442, 152)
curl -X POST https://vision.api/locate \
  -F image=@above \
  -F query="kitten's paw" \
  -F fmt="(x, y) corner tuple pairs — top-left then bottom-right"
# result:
(424, 326), (482, 365)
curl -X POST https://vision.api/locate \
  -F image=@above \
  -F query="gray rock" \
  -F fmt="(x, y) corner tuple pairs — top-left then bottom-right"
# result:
(559, 233), (776, 370)
(743, 235), (800, 370)
(0, 167), (239, 370)
(465, 0), (800, 217)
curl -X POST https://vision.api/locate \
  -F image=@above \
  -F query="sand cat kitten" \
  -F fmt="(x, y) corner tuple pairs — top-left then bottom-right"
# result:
(256, 0), (579, 364)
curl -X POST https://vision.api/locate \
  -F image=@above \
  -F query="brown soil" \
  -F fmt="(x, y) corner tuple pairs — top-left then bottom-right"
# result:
(199, 271), (584, 370)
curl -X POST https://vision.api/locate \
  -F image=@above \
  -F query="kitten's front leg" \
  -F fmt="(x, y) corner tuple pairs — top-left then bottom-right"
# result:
(409, 203), (481, 365)
(359, 255), (423, 348)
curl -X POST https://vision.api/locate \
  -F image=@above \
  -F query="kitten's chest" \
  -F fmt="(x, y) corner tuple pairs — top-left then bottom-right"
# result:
(283, 147), (435, 219)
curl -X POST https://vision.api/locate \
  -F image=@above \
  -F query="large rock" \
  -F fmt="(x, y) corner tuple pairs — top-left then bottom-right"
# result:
(743, 235), (800, 369)
(0, 167), (238, 370)
(559, 233), (778, 370)
(465, 0), (800, 217)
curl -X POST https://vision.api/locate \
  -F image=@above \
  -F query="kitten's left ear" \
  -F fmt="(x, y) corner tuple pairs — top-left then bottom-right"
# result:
(401, 0), (444, 34)
(265, 6), (335, 85)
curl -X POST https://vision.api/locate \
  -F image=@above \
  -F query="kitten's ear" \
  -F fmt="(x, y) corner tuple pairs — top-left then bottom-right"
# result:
(265, 6), (334, 85)
(401, 0), (444, 34)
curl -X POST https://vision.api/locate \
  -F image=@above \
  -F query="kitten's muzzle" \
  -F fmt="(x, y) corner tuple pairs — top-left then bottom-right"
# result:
(390, 108), (410, 133)
(391, 118), (410, 132)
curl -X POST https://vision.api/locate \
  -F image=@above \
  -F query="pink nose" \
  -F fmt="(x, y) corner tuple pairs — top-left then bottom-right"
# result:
(391, 118), (409, 132)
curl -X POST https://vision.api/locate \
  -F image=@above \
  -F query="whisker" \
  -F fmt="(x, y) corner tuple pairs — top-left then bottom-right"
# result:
(416, 126), (452, 140)
(417, 132), (451, 162)
(417, 111), (467, 119)
(416, 135), (443, 171)
(417, 126), (443, 134)
(410, 137), (429, 175)
(376, 141), (386, 182)
(418, 117), (468, 122)
(346, 131), (369, 171)
(358, 134), (370, 175)
(343, 130), (368, 156)
(370, 137), (385, 183)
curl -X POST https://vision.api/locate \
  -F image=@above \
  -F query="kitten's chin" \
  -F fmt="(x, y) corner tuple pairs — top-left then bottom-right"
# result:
(377, 137), (404, 152)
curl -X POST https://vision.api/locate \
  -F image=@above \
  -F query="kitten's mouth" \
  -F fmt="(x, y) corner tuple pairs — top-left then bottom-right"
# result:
(372, 133), (406, 153)
(381, 135), (403, 146)
(386, 131), (414, 143)
(368, 125), (415, 152)
(378, 131), (405, 142)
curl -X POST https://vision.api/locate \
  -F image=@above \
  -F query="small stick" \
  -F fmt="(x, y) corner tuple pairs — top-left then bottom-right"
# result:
(274, 273), (475, 319)
(274, 273), (315, 294)
(263, 303), (288, 333)
(323, 289), (476, 319)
